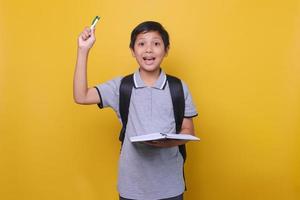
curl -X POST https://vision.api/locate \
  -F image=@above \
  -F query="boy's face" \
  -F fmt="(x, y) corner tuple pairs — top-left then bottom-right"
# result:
(131, 31), (168, 73)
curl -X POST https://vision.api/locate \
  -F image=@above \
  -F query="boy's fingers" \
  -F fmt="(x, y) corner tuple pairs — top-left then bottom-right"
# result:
(90, 28), (96, 37)
(144, 140), (166, 146)
(82, 27), (91, 35)
(84, 26), (91, 32)
(78, 26), (95, 42)
(79, 33), (85, 40)
(81, 32), (88, 40)
(82, 33), (90, 41)
(84, 29), (90, 35)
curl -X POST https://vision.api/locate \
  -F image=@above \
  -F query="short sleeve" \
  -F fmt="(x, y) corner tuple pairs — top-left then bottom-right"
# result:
(94, 76), (122, 114)
(181, 80), (198, 118)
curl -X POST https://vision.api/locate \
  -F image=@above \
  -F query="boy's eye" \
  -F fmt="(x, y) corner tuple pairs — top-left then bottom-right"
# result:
(138, 42), (144, 46)
(154, 42), (160, 46)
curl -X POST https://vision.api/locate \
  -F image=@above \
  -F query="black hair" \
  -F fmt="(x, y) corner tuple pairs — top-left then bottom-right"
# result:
(129, 21), (170, 51)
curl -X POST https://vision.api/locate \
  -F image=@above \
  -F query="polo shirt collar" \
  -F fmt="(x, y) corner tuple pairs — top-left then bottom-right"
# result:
(133, 68), (167, 90)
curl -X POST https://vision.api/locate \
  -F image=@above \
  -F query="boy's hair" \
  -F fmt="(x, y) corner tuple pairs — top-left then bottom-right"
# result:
(129, 21), (170, 51)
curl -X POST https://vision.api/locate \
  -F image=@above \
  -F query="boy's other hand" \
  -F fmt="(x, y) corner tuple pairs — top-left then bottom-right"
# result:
(144, 139), (187, 148)
(78, 27), (96, 51)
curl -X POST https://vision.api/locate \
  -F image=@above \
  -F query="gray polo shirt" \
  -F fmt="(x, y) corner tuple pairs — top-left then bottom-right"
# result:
(95, 69), (197, 200)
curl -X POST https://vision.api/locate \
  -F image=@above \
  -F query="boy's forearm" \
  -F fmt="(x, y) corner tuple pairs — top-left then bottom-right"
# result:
(165, 139), (188, 147)
(73, 48), (90, 103)
(144, 139), (187, 148)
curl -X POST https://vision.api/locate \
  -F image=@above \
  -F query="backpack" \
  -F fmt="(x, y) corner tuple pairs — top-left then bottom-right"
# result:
(118, 73), (187, 162)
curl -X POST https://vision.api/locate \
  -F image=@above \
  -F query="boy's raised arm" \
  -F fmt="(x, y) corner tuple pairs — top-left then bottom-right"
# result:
(73, 27), (100, 105)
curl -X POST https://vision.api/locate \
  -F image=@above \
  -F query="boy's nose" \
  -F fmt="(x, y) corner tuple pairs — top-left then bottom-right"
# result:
(145, 45), (153, 53)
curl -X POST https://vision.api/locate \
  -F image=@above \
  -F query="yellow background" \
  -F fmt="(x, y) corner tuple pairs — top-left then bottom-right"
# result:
(1, 0), (300, 199)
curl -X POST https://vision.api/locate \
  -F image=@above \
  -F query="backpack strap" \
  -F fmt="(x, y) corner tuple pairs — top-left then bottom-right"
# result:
(166, 74), (186, 162)
(167, 74), (188, 190)
(119, 74), (134, 145)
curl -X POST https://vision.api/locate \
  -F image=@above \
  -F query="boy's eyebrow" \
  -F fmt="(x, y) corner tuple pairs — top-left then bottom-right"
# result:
(136, 37), (163, 41)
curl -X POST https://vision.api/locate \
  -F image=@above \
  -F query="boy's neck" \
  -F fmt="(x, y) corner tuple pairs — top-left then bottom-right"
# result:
(139, 68), (161, 87)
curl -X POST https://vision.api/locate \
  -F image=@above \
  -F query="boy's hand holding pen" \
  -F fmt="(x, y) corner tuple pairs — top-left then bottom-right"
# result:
(77, 16), (100, 51)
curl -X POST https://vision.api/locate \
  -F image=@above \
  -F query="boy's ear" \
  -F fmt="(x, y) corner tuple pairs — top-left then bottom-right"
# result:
(165, 46), (170, 56)
(130, 48), (136, 57)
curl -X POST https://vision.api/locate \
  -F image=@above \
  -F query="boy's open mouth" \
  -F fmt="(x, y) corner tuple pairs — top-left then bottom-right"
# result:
(143, 56), (156, 65)
(143, 56), (155, 61)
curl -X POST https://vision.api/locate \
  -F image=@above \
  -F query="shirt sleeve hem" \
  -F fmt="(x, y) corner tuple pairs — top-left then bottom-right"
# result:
(184, 113), (198, 118)
(94, 86), (104, 109)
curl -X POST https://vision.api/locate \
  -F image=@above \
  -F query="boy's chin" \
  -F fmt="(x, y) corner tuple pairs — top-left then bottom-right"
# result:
(139, 65), (160, 73)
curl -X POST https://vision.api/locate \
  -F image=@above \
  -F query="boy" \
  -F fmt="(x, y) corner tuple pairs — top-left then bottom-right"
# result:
(73, 21), (198, 200)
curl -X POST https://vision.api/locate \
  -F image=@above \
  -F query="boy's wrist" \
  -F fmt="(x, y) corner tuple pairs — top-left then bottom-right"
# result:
(77, 47), (91, 55)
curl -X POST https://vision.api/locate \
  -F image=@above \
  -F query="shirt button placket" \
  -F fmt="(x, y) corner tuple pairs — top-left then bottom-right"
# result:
(150, 88), (153, 127)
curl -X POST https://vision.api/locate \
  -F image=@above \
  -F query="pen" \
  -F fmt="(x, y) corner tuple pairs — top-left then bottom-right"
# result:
(90, 16), (100, 29)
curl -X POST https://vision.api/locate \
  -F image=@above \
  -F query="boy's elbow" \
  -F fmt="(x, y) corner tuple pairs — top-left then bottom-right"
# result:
(73, 90), (100, 105)
(73, 96), (86, 104)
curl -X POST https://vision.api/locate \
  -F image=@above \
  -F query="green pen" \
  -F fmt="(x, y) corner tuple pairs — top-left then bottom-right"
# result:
(90, 16), (100, 29)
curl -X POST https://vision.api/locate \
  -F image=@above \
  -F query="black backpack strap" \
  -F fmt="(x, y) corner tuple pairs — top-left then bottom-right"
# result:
(167, 74), (188, 190)
(166, 75), (186, 162)
(119, 74), (134, 145)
